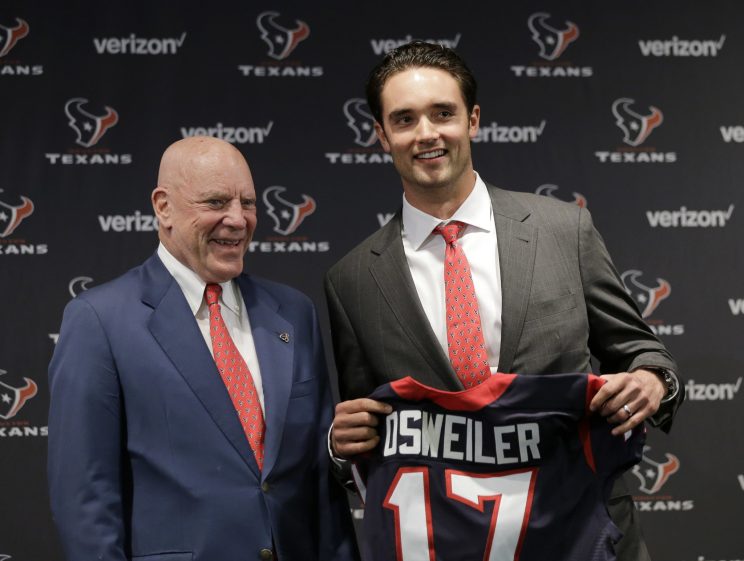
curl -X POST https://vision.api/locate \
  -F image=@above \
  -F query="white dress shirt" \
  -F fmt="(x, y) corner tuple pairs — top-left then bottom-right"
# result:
(157, 243), (265, 413)
(401, 172), (502, 373)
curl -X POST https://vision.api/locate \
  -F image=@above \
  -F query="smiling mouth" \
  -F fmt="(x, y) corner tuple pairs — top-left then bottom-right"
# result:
(414, 149), (446, 160)
(212, 239), (242, 246)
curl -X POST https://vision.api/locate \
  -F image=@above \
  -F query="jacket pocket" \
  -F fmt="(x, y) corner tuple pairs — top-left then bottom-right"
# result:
(289, 377), (317, 399)
(524, 292), (577, 323)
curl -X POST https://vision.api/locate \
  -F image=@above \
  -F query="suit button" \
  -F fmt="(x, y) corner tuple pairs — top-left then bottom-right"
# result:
(259, 548), (273, 560)
(261, 481), (270, 492)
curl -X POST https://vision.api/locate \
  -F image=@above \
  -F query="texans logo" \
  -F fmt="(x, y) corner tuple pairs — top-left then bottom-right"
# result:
(0, 194), (34, 238)
(527, 12), (580, 60)
(343, 98), (377, 147)
(0, 17), (29, 58)
(64, 98), (119, 148)
(621, 269), (671, 319)
(69, 276), (94, 298)
(535, 184), (587, 208)
(256, 11), (310, 60)
(0, 370), (38, 420)
(263, 186), (316, 235)
(612, 98), (663, 146)
(631, 446), (680, 494)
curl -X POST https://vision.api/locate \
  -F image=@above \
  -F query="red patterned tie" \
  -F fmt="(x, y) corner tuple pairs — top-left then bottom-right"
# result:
(434, 221), (491, 388)
(205, 283), (265, 470)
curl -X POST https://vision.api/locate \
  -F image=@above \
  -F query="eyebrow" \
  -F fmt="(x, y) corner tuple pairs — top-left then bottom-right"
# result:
(388, 102), (458, 121)
(388, 108), (412, 121)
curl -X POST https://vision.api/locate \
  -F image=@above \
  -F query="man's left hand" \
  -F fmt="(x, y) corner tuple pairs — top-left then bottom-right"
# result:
(589, 369), (666, 436)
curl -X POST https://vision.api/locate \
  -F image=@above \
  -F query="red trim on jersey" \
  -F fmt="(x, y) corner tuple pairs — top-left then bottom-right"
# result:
(390, 374), (517, 411)
(582, 374), (604, 473)
(445, 467), (538, 561)
(383, 467), (436, 561)
(585, 373), (605, 410)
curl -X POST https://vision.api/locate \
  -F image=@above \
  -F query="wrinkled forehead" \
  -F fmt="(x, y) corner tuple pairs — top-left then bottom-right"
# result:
(167, 141), (254, 197)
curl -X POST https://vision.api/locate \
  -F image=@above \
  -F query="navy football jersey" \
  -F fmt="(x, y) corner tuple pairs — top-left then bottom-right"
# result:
(353, 373), (644, 561)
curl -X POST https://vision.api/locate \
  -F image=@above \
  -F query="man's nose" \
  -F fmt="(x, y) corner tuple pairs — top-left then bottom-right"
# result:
(223, 200), (248, 228)
(415, 117), (439, 143)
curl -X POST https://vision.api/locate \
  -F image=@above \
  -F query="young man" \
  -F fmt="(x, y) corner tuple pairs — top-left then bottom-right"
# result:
(325, 42), (682, 560)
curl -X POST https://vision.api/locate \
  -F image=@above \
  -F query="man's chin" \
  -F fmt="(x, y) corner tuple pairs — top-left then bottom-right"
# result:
(204, 261), (244, 283)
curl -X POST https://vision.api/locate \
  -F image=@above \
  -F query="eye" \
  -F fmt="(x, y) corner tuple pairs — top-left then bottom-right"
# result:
(206, 199), (226, 209)
(241, 199), (256, 209)
(438, 110), (453, 119)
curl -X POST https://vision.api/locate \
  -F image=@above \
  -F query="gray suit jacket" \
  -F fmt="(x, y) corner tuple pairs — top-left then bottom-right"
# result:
(326, 185), (680, 418)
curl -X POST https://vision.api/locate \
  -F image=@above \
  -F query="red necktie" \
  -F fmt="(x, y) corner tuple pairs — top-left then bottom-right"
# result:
(205, 283), (265, 470)
(434, 221), (491, 388)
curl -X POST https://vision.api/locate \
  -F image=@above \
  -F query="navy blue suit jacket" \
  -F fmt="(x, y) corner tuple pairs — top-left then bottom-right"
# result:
(48, 254), (357, 561)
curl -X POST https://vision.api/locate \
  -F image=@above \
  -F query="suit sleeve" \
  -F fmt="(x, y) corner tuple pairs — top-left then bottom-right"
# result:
(324, 270), (377, 401)
(47, 297), (127, 561)
(308, 301), (361, 561)
(577, 207), (683, 431)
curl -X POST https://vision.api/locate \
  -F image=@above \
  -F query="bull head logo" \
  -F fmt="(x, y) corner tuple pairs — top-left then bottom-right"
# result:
(64, 98), (119, 147)
(0, 17), (29, 58)
(0, 370), (38, 420)
(612, 98), (663, 146)
(0, 192), (34, 238)
(535, 184), (587, 208)
(69, 276), (94, 298)
(621, 269), (671, 319)
(262, 186), (316, 235)
(527, 12), (579, 60)
(632, 446), (680, 494)
(256, 11), (310, 60)
(343, 98), (377, 147)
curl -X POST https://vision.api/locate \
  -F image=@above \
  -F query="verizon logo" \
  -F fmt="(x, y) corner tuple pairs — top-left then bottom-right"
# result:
(646, 205), (734, 228)
(685, 377), (742, 401)
(377, 212), (394, 227)
(370, 33), (461, 55)
(720, 126), (744, 143)
(180, 122), (273, 144)
(472, 121), (546, 143)
(729, 298), (744, 316)
(93, 32), (187, 55)
(98, 212), (158, 232)
(638, 35), (725, 57)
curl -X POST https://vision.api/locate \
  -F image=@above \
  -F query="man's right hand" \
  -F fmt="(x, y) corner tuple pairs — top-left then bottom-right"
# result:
(331, 398), (393, 459)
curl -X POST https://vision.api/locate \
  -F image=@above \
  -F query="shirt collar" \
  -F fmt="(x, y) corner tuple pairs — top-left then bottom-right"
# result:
(157, 243), (241, 317)
(401, 172), (493, 250)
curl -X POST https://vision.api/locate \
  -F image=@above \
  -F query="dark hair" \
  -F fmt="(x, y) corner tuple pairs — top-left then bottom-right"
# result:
(365, 40), (478, 124)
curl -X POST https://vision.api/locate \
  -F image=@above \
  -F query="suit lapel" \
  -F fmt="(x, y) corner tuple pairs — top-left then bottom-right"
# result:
(142, 256), (260, 477)
(237, 276), (293, 479)
(369, 214), (461, 390)
(488, 186), (537, 373)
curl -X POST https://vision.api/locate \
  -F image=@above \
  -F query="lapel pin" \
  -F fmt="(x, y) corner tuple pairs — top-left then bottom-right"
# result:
(279, 332), (290, 343)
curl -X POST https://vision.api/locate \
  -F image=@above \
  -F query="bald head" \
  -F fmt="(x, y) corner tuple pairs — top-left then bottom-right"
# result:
(157, 136), (250, 191)
(152, 136), (258, 283)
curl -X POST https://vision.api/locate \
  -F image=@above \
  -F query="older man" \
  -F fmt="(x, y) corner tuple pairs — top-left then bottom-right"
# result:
(48, 136), (357, 561)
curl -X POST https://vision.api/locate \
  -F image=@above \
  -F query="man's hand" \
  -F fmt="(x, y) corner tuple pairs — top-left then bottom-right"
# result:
(589, 369), (666, 436)
(331, 398), (393, 459)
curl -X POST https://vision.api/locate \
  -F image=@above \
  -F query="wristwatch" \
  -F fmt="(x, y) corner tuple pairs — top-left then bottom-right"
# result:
(642, 367), (679, 403)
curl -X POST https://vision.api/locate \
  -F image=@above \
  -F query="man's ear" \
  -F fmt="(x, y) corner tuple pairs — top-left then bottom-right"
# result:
(468, 104), (481, 139)
(151, 186), (171, 229)
(375, 121), (391, 153)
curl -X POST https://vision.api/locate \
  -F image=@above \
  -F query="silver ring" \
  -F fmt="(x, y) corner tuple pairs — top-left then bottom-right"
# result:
(622, 404), (633, 417)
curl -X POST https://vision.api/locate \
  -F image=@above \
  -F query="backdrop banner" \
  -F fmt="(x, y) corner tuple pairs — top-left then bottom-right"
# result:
(0, 2), (741, 560)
